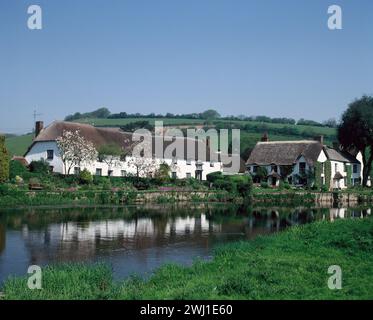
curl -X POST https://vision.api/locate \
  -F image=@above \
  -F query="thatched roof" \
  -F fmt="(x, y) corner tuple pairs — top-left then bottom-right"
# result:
(26, 121), (219, 162)
(246, 141), (323, 166)
(324, 146), (360, 164)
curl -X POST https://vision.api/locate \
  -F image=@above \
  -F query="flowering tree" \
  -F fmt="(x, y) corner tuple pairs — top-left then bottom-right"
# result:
(56, 130), (98, 174)
(127, 136), (158, 178)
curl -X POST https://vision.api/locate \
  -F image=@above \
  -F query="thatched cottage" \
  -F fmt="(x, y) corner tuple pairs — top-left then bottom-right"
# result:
(246, 135), (363, 189)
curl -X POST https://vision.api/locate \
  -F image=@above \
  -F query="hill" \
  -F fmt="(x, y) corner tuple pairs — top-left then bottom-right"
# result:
(4, 118), (337, 158)
(5, 134), (33, 157)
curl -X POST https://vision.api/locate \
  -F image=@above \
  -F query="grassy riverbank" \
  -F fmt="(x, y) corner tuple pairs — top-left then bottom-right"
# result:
(2, 217), (373, 300)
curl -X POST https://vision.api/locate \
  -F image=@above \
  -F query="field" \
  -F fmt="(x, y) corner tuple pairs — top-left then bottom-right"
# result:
(4, 117), (337, 157)
(5, 134), (33, 157)
(3, 217), (373, 300)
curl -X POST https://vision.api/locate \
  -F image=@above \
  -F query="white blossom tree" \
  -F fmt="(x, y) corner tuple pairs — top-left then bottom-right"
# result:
(127, 136), (158, 178)
(56, 130), (98, 175)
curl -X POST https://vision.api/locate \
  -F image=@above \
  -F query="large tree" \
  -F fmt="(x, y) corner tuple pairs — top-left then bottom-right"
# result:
(0, 136), (10, 183)
(338, 95), (373, 186)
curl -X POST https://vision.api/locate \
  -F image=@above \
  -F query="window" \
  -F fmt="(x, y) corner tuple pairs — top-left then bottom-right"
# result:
(108, 170), (113, 177)
(353, 164), (358, 174)
(322, 163), (325, 174)
(253, 166), (258, 173)
(96, 168), (102, 176)
(344, 164), (347, 172)
(121, 170), (126, 177)
(210, 162), (214, 167)
(186, 159), (191, 165)
(172, 172), (177, 179)
(335, 163), (338, 172)
(299, 162), (306, 175)
(271, 165), (277, 173)
(172, 157), (178, 164)
(74, 167), (80, 175)
(47, 150), (54, 160)
(186, 173), (191, 179)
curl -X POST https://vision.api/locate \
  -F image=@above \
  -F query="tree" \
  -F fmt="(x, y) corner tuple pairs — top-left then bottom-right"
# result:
(56, 130), (98, 175)
(155, 162), (171, 182)
(338, 96), (373, 186)
(0, 136), (9, 183)
(200, 109), (221, 120)
(98, 143), (123, 172)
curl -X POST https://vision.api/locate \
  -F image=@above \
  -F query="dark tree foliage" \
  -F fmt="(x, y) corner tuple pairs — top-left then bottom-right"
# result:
(0, 136), (10, 182)
(338, 95), (373, 186)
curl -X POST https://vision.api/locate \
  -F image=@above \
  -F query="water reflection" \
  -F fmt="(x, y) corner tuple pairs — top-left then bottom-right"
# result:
(0, 204), (371, 283)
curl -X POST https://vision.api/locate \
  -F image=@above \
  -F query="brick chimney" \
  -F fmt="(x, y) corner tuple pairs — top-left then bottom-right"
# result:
(261, 132), (269, 142)
(35, 121), (44, 137)
(314, 135), (324, 145)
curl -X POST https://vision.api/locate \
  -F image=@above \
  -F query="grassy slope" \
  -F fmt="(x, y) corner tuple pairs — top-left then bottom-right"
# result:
(3, 118), (337, 157)
(3, 217), (373, 300)
(5, 134), (33, 157)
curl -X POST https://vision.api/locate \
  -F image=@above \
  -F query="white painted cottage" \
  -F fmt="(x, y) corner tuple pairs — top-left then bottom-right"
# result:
(246, 135), (363, 190)
(24, 121), (223, 180)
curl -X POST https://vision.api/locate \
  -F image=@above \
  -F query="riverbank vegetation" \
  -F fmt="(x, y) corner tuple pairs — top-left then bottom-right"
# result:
(2, 216), (372, 300)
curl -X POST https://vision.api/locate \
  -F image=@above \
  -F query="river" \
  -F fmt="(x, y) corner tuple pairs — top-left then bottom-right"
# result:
(0, 203), (371, 284)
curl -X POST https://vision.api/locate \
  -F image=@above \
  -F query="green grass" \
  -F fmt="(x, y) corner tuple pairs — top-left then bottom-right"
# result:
(3, 217), (373, 300)
(5, 134), (33, 157)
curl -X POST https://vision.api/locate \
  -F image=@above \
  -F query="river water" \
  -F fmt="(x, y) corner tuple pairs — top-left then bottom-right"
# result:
(0, 203), (371, 284)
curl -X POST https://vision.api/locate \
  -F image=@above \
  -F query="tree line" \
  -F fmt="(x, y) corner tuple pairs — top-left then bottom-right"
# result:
(64, 107), (337, 128)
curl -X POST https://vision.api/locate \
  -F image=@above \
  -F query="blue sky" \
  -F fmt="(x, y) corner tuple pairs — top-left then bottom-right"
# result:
(1, 0), (373, 134)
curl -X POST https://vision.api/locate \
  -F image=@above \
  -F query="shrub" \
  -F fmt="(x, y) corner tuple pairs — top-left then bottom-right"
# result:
(260, 181), (269, 188)
(321, 185), (329, 192)
(206, 171), (223, 183)
(29, 160), (50, 174)
(9, 160), (28, 179)
(79, 169), (93, 185)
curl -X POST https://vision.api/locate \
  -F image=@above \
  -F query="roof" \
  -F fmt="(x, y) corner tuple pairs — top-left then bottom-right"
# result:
(246, 140), (323, 166)
(26, 121), (219, 162)
(323, 146), (360, 164)
(11, 156), (28, 166)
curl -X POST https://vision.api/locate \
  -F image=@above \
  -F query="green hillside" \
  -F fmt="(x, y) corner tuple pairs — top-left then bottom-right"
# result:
(5, 134), (33, 157)
(3, 117), (337, 158)
(75, 117), (337, 153)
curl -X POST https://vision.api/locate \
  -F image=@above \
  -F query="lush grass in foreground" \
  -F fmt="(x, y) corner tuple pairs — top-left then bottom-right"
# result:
(3, 217), (373, 300)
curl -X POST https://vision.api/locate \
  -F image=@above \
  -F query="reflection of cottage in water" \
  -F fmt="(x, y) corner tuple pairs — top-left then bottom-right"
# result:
(20, 214), (221, 264)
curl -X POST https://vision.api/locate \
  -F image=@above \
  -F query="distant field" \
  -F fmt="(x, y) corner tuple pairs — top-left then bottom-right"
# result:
(4, 117), (337, 158)
(75, 117), (337, 152)
(74, 117), (336, 136)
(5, 134), (33, 156)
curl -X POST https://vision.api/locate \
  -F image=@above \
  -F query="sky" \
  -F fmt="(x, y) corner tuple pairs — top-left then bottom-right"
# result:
(1, 0), (373, 134)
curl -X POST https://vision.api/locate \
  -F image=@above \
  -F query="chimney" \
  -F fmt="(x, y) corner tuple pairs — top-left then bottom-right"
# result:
(314, 135), (324, 145)
(333, 141), (340, 150)
(35, 121), (44, 137)
(261, 132), (269, 142)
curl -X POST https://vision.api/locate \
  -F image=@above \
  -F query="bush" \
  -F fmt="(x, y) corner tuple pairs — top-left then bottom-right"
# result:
(321, 185), (329, 192)
(29, 160), (50, 174)
(206, 171), (223, 183)
(9, 160), (28, 179)
(260, 181), (269, 188)
(79, 169), (93, 185)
